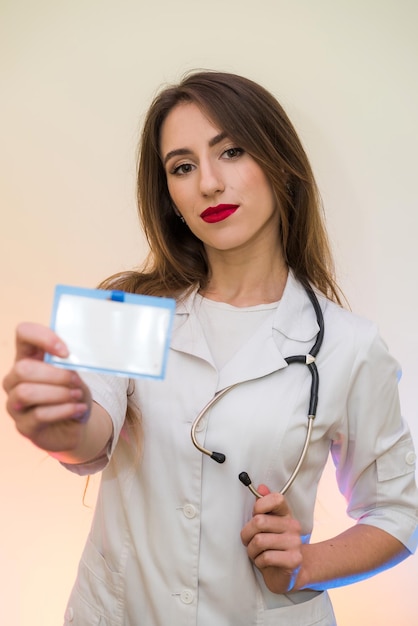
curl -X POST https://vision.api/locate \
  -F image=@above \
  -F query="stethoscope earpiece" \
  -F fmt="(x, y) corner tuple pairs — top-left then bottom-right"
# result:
(238, 472), (263, 499)
(211, 451), (226, 464)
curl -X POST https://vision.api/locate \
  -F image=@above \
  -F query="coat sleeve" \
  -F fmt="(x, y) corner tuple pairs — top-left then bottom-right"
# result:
(331, 323), (418, 553)
(60, 371), (131, 476)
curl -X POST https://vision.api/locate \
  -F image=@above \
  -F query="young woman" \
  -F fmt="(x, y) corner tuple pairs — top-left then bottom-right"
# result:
(3, 71), (418, 626)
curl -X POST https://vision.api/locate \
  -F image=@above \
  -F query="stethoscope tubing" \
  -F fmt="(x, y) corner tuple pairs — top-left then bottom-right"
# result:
(190, 282), (324, 498)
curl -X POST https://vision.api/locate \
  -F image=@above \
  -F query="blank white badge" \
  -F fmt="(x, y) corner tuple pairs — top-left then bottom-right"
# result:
(45, 286), (175, 379)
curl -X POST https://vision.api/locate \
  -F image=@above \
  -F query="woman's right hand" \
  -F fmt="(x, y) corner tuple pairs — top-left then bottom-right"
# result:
(2, 322), (93, 453)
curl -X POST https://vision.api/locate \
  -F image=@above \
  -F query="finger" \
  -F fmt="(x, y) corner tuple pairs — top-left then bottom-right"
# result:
(251, 546), (303, 575)
(241, 510), (297, 547)
(13, 402), (91, 446)
(246, 524), (303, 562)
(3, 359), (83, 393)
(15, 322), (68, 361)
(17, 401), (90, 429)
(254, 548), (303, 585)
(253, 490), (292, 517)
(7, 381), (86, 414)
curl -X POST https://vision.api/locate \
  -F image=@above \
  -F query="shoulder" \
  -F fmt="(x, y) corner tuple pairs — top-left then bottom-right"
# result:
(319, 295), (400, 382)
(281, 272), (379, 348)
(321, 294), (378, 343)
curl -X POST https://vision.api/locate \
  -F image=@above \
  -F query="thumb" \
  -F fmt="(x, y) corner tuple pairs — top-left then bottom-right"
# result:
(15, 323), (68, 361)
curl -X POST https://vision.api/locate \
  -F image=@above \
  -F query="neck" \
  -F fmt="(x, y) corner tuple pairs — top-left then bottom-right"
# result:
(201, 249), (288, 307)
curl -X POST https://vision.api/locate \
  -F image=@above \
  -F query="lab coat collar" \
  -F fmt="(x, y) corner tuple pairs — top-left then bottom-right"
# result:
(272, 271), (321, 342)
(170, 271), (322, 390)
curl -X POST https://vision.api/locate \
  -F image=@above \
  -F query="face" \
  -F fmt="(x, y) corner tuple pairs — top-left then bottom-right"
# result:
(160, 102), (280, 257)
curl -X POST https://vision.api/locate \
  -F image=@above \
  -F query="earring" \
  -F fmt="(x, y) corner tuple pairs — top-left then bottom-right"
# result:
(286, 181), (294, 198)
(172, 202), (185, 223)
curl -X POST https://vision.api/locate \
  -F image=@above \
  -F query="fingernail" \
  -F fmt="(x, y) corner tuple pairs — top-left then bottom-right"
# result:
(54, 341), (68, 357)
(73, 405), (90, 423)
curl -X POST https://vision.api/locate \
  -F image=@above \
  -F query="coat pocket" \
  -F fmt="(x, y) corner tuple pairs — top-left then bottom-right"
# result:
(262, 591), (336, 626)
(63, 537), (124, 626)
(63, 599), (103, 625)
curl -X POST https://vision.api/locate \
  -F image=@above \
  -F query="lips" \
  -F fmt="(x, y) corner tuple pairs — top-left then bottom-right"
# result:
(200, 204), (239, 223)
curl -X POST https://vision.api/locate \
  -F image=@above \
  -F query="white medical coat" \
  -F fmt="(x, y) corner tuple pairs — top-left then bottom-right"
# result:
(63, 272), (418, 626)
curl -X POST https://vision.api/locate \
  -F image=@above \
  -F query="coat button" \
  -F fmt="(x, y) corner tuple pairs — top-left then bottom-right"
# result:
(183, 504), (197, 519)
(180, 589), (194, 604)
(65, 607), (74, 622)
(406, 451), (416, 466)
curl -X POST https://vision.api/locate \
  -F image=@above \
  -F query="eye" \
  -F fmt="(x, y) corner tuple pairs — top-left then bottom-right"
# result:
(222, 147), (244, 159)
(171, 162), (195, 176)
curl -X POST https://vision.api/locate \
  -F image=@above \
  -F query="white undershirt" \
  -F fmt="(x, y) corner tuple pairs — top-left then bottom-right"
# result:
(194, 295), (279, 370)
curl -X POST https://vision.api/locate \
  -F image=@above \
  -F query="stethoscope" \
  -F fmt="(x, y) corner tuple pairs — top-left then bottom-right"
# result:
(191, 283), (324, 498)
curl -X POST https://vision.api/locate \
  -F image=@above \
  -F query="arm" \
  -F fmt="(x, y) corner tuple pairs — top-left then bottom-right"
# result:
(241, 322), (418, 594)
(241, 485), (410, 595)
(296, 523), (409, 590)
(2, 322), (113, 464)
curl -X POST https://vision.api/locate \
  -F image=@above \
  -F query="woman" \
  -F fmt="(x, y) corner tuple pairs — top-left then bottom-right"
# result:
(3, 71), (418, 625)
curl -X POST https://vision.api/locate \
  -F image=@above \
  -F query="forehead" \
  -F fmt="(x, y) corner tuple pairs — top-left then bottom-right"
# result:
(160, 102), (222, 153)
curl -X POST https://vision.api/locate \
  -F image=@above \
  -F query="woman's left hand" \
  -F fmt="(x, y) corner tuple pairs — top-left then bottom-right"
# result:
(240, 485), (303, 594)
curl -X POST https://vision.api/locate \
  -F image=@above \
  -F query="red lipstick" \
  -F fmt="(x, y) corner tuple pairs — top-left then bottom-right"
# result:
(200, 204), (239, 223)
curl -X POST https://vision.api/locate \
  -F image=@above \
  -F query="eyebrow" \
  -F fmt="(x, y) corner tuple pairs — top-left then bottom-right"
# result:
(163, 131), (228, 166)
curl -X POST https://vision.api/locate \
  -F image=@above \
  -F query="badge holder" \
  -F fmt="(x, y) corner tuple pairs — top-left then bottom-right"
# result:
(45, 285), (175, 379)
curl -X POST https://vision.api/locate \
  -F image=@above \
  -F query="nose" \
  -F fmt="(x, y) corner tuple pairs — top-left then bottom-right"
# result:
(199, 159), (224, 197)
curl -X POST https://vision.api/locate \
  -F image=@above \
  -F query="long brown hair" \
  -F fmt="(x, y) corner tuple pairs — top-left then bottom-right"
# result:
(101, 70), (341, 304)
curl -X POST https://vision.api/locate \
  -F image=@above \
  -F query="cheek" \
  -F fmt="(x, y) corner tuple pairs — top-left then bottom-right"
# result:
(167, 181), (192, 211)
(166, 182), (182, 209)
(239, 162), (272, 190)
(166, 179), (176, 200)
(244, 169), (276, 208)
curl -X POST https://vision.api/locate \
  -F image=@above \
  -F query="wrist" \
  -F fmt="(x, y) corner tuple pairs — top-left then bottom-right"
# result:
(291, 544), (313, 591)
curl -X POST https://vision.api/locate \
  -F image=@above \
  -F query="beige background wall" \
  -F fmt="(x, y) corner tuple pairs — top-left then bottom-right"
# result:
(1, 1), (417, 624)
